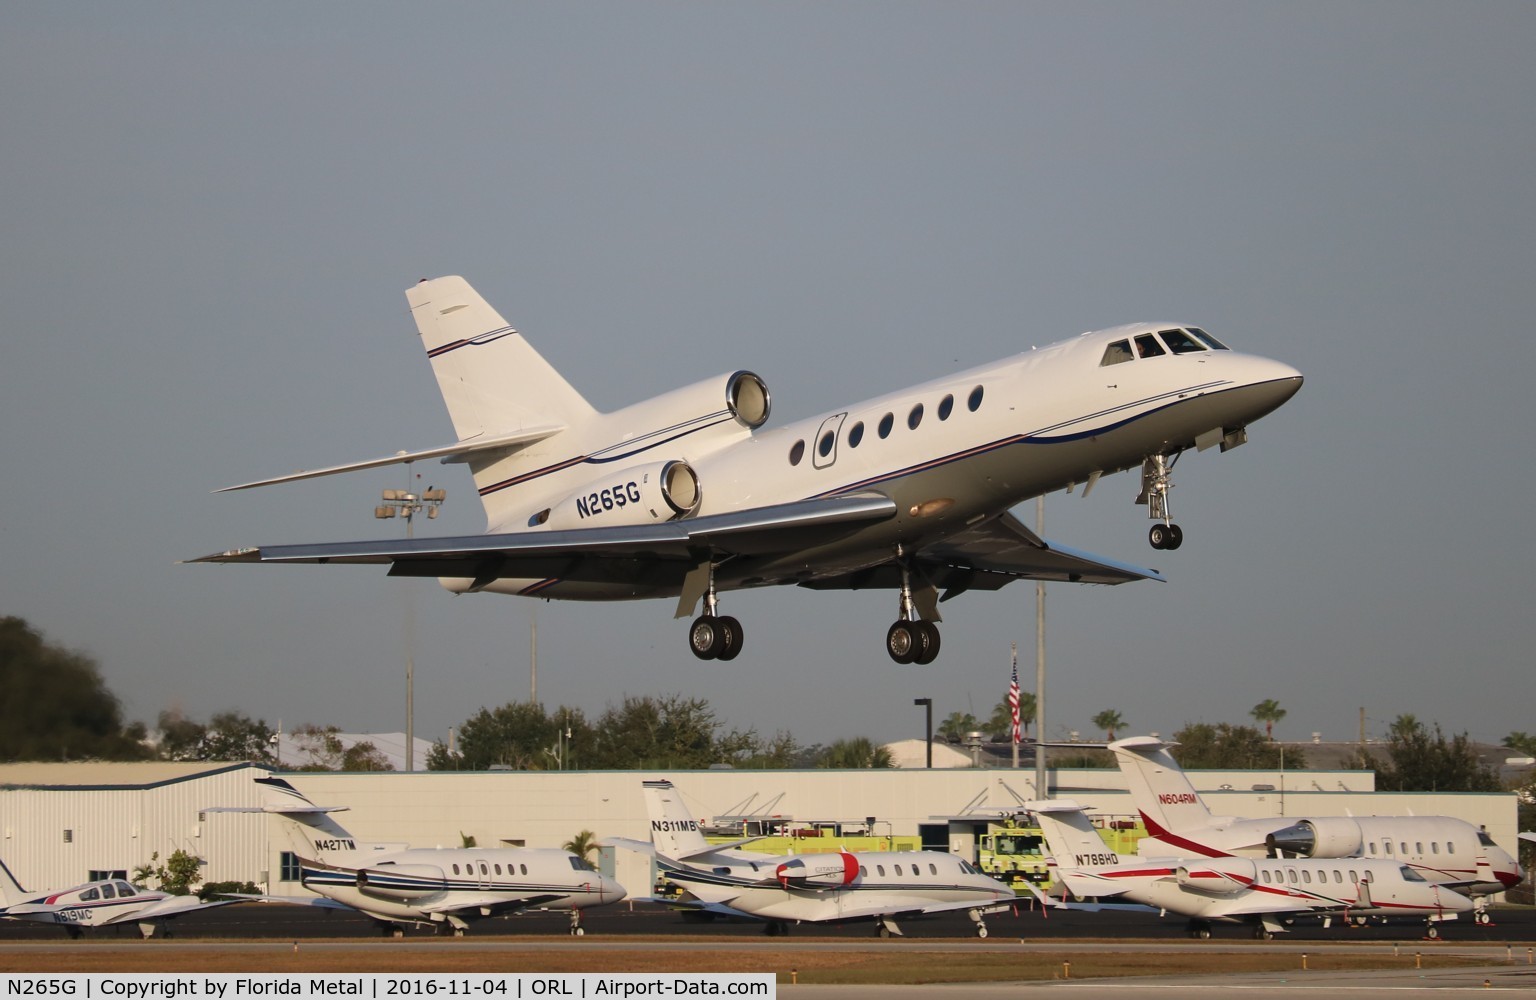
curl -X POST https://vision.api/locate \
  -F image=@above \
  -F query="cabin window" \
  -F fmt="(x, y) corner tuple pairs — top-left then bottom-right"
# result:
(1334, 870), (1343, 883)
(1415, 842), (1423, 855)
(908, 404), (924, 430)
(521, 864), (528, 875)
(1431, 842), (1440, 855)
(877, 865), (886, 876)
(788, 440), (805, 466)
(494, 864), (502, 876)
(894, 864), (903, 876)
(1287, 871), (1297, 885)
(860, 866), (868, 877)
(1368, 842), (1377, 854)
(480, 863), (489, 876)
(81, 888), (100, 901)
(101, 883), (116, 899)
(818, 430), (835, 458)
(1100, 340), (1134, 366)
(1260, 870), (1270, 884)
(1160, 328), (1206, 354)
(1399, 842), (1408, 855)
(848, 421), (864, 448)
(1447, 841), (1456, 854)
(938, 394), (954, 420)
(1301, 870), (1311, 884)
(1134, 333), (1167, 358)
(929, 864), (937, 876)
(968, 385), (984, 411)
(878, 413), (894, 439)
(1189, 327), (1229, 350)
(1384, 842), (1394, 855)
(452, 864), (460, 876)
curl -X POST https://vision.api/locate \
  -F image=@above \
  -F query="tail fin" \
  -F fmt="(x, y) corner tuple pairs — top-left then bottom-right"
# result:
(1110, 736), (1217, 835)
(211, 777), (396, 862)
(641, 780), (714, 860)
(0, 857), (28, 906)
(1027, 800), (1123, 870)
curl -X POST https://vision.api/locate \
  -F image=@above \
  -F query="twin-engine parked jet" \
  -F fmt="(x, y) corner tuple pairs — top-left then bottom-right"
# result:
(1027, 800), (1473, 940)
(0, 859), (247, 938)
(211, 777), (625, 936)
(197, 275), (1302, 663)
(1111, 736), (1521, 924)
(607, 779), (1015, 937)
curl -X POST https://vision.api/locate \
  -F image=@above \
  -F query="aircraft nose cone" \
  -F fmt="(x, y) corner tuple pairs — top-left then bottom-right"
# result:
(600, 874), (628, 904)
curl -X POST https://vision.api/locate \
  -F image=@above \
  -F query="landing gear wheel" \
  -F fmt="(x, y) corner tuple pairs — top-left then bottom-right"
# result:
(1150, 523), (1183, 550)
(571, 927), (585, 937)
(690, 615), (725, 660)
(877, 925), (893, 938)
(1425, 923), (1440, 940)
(1253, 926), (1273, 940)
(886, 621), (919, 664)
(976, 925), (989, 939)
(716, 616), (743, 661)
(1166, 524), (1183, 549)
(1475, 911), (1492, 926)
(913, 620), (941, 664)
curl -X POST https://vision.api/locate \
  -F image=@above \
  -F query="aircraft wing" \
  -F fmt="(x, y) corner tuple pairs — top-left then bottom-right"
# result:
(99, 895), (248, 924)
(417, 893), (566, 916)
(191, 493), (899, 586)
(826, 895), (1014, 923)
(799, 511), (1163, 600)
(221, 893), (356, 911)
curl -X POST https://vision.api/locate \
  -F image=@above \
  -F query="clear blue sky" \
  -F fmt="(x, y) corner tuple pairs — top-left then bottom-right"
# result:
(3, 2), (1533, 755)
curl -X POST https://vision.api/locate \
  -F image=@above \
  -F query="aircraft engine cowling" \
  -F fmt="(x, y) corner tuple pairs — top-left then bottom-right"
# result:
(776, 852), (859, 889)
(1174, 861), (1253, 896)
(354, 863), (447, 902)
(1265, 818), (1364, 859)
(541, 460), (701, 530)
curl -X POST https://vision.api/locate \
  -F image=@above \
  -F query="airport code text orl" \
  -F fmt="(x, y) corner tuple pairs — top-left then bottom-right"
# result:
(6, 977), (775, 1000)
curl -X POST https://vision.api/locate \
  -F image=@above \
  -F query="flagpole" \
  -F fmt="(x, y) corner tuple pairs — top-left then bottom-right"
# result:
(1010, 642), (1020, 769)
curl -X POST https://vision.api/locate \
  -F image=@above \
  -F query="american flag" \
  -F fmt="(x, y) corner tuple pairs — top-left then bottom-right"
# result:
(1008, 642), (1021, 744)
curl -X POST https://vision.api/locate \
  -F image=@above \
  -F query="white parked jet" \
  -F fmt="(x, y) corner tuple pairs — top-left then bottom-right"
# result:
(1028, 799), (1473, 939)
(607, 778), (1015, 937)
(1110, 736), (1521, 924)
(212, 777), (626, 936)
(196, 275), (1302, 663)
(0, 859), (246, 938)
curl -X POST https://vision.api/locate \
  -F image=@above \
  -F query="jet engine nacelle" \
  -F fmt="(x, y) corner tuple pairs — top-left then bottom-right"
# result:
(1174, 862), (1253, 896)
(354, 863), (447, 902)
(1265, 818), (1364, 859)
(776, 852), (859, 889)
(541, 460), (702, 530)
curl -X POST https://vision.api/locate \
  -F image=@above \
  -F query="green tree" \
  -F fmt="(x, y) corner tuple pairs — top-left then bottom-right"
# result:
(1250, 699), (1287, 741)
(937, 711), (979, 744)
(1352, 715), (1500, 792)
(0, 617), (149, 761)
(290, 725), (395, 771)
(584, 695), (746, 770)
(988, 691), (1036, 740)
(1502, 732), (1536, 757)
(816, 737), (894, 769)
(429, 701), (586, 771)
(1170, 722), (1306, 769)
(1091, 709), (1125, 741)
(563, 830), (599, 865)
(156, 710), (208, 761)
(137, 849), (202, 895)
(198, 711), (275, 763)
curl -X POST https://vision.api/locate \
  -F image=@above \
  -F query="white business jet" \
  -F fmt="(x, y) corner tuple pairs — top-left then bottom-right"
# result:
(1027, 799), (1473, 940)
(196, 275), (1302, 663)
(0, 859), (247, 938)
(607, 778), (1015, 937)
(211, 777), (626, 936)
(1110, 736), (1521, 924)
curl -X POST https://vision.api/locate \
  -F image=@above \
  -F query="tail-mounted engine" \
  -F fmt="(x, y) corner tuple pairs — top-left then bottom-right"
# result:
(776, 852), (859, 890)
(354, 863), (447, 901)
(1265, 818), (1364, 858)
(539, 460), (701, 530)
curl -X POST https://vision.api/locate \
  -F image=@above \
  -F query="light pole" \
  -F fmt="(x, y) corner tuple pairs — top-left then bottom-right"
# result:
(375, 480), (446, 772)
(913, 698), (933, 768)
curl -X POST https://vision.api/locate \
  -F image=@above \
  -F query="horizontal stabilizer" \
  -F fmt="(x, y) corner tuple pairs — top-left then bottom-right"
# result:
(216, 426), (563, 492)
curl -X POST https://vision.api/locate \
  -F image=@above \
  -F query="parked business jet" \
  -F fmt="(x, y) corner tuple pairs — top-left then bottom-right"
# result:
(211, 777), (625, 936)
(1028, 799), (1473, 939)
(607, 779), (1014, 937)
(197, 275), (1302, 663)
(1111, 736), (1521, 924)
(0, 859), (247, 938)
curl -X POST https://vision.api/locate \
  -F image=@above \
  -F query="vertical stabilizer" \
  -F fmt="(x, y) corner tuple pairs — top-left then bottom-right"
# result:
(641, 779), (714, 860)
(0, 858), (28, 907)
(1028, 801), (1123, 870)
(1110, 736), (1218, 837)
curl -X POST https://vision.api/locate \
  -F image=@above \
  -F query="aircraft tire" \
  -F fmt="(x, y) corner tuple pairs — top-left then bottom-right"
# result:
(716, 616), (743, 661)
(913, 621), (941, 664)
(689, 616), (725, 659)
(886, 622), (919, 664)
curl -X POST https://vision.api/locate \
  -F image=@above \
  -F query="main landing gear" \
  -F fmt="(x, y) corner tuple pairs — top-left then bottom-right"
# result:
(886, 555), (939, 665)
(688, 565), (742, 661)
(1139, 453), (1184, 550)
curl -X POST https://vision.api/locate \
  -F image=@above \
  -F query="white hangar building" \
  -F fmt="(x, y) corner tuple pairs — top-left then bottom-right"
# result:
(0, 762), (1518, 907)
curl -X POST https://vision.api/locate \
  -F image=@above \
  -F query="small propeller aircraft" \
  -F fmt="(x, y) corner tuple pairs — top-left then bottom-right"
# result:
(0, 859), (247, 938)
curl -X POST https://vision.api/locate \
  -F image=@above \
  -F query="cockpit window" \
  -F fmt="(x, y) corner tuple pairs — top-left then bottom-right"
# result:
(1188, 327), (1229, 350)
(1159, 328), (1207, 354)
(1134, 334), (1167, 359)
(1477, 831), (1497, 847)
(1100, 340), (1134, 366)
(1399, 865), (1427, 882)
(568, 856), (596, 872)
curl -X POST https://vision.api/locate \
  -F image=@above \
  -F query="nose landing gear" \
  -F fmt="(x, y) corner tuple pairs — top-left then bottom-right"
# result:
(1139, 453), (1184, 550)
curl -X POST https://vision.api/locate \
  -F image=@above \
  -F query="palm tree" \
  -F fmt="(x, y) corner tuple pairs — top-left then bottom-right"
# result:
(563, 829), (599, 865)
(1250, 699), (1287, 741)
(937, 711), (980, 744)
(816, 737), (894, 768)
(988, 692), (1038, 739)
(1091, 709), (1125, 741)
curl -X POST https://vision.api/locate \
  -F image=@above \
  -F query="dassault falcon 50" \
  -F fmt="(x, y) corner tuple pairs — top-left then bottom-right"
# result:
(196, 275), (1302, 663)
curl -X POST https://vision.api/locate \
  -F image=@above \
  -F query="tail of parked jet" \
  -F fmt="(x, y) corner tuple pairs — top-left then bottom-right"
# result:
(1110, 736), (1219, 840)
(640, 779), (716, 861)
(211, 777), (400, 863)
(1028, 800), (1126, 871)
